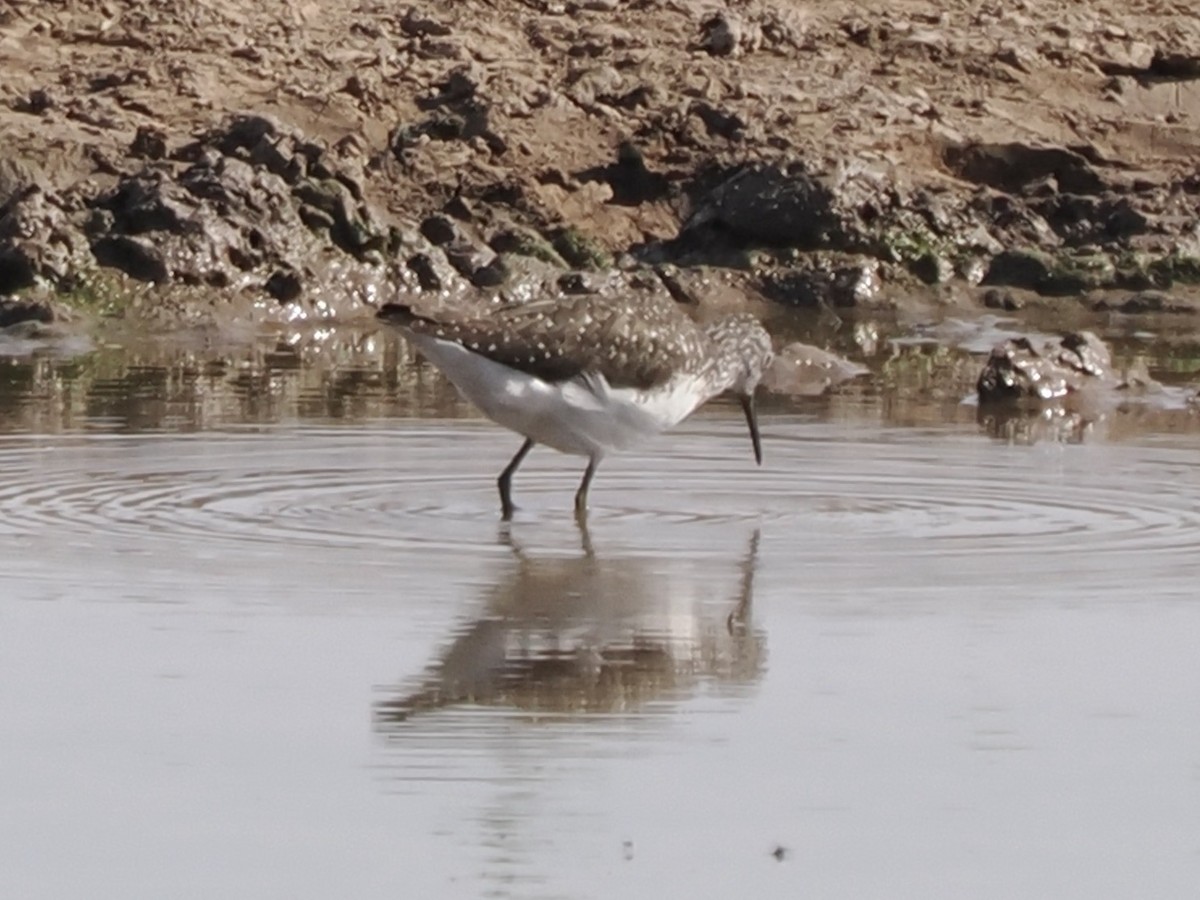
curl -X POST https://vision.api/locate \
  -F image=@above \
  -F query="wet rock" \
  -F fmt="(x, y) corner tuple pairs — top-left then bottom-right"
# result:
(909, 250), (954, 285)
(0, 184), (90, 292)
(89, 161), (288, 286)
(443, 240), (495, 279)
(976, 331), (1115, 403)
(264, 267), (304, 304)
(470, 256), (509, 288)
(420, 214), (460, 246)
(71, 114), (397, 312)
(0, 295), (69, 328)
(442, 195), (475, 223)
(293, 176), (383, 256)
(1033, 193), (1148, 244)
(550, 227), (611, 270)
(557, 271), (604, 295)
(1091, 290), (1198, 315)
(982, 248), (1111, 295)
(682, 160), (887, 251)
(982, 287), (1024, 311)
(489, 226), (567, 267)
(90, 234), (171, 283)
(761, 258), (881, 308)
(406, 250), (468, 294)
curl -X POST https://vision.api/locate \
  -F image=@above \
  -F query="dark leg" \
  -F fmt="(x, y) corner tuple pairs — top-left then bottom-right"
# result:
(573, 457), (599, 519)
(498, 438), (535, 520)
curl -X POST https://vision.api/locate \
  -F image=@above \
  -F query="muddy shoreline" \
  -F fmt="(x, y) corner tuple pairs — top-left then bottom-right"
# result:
(1, 0), (1198, 340)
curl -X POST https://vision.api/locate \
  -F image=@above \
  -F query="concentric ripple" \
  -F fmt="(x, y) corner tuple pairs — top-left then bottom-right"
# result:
(1, 419), (1199, 577)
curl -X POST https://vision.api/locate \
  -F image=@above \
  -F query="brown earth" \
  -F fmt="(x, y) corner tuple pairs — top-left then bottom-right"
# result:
(1, 0), (1198, 330)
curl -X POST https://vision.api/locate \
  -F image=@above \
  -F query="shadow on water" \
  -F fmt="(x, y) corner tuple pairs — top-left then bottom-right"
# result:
(376, 526), (765, 726)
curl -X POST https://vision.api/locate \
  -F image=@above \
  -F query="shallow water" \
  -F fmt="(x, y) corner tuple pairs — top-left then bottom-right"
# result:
(2, 323), (1200, 898)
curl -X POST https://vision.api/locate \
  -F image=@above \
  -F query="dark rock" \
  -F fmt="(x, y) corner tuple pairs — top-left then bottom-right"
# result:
(212, 113), (280, 158)
(698, 12), (740, 57)
(909, 250), (954, 284)
(0, 185), (90, 291)
(97, 169), (203, 235)
(964, 191), (1058, 249)
(265, 268), (304, 303)
(979, 248), (1099, 294)
(91, 234), (170, 283)
(13, 88), (55, 115)
(329, 192), (383, 255)
(980, 248), (1108, 295)
(683, 161), (856, 249)
(420, 214), (459, 246)
(420, 66), (481, 111)
(401, 8), (452, 38)
(129, 126), (168, 160)
(762, 259), (881, 308)
(443, 195), (475, 222)
(406, 251), (467, 293)
(551, 227), (611, 270)
(1149, 51), (1200, 79)
(558, 272), (602, 295)
(982, 287), (1023, 311)
(293, 178), (344, 217)
(0, 296), (63, 328)
(390, 103), (506, 157)
(470, 257), (509, 288)
(489, 227), (566, 266)
(74, 113), (392, 300)
(689, 101), (747, 141)
(982, 248), (1053, 291)
(943, 142), (1106, 196)
(1033, 193), (1148, 244)
(298, 204), (335, 232)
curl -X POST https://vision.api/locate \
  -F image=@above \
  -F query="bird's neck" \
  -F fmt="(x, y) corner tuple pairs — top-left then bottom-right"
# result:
(702, 337), (745, 398)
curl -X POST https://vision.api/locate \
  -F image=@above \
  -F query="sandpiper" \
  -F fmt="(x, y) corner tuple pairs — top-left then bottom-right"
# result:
(377, 294), (773, 519)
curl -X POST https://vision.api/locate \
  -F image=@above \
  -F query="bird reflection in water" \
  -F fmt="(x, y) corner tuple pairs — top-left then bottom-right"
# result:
(376, 526), (765, 724)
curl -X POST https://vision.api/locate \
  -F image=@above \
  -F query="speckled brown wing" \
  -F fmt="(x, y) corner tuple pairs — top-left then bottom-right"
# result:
(379, 295), (709, 390)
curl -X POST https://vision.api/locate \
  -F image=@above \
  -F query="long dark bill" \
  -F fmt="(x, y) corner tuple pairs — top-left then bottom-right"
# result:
(739, 393), (763, 465)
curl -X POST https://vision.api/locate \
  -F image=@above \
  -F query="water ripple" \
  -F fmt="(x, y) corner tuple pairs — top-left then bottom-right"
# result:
(0, 420), (1198, 568)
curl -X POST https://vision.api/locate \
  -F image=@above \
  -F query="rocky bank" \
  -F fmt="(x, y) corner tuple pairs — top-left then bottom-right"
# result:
(1, 0), (1198, 333)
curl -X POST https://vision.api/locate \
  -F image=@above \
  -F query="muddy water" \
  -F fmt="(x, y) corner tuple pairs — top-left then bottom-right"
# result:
(2, 324), (1200, 899)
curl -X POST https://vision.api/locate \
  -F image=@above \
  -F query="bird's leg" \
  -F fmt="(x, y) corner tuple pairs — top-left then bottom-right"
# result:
(574, 507), (596, 558)
(573, 457), (599, 520)
(498, 438), (535, 520)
